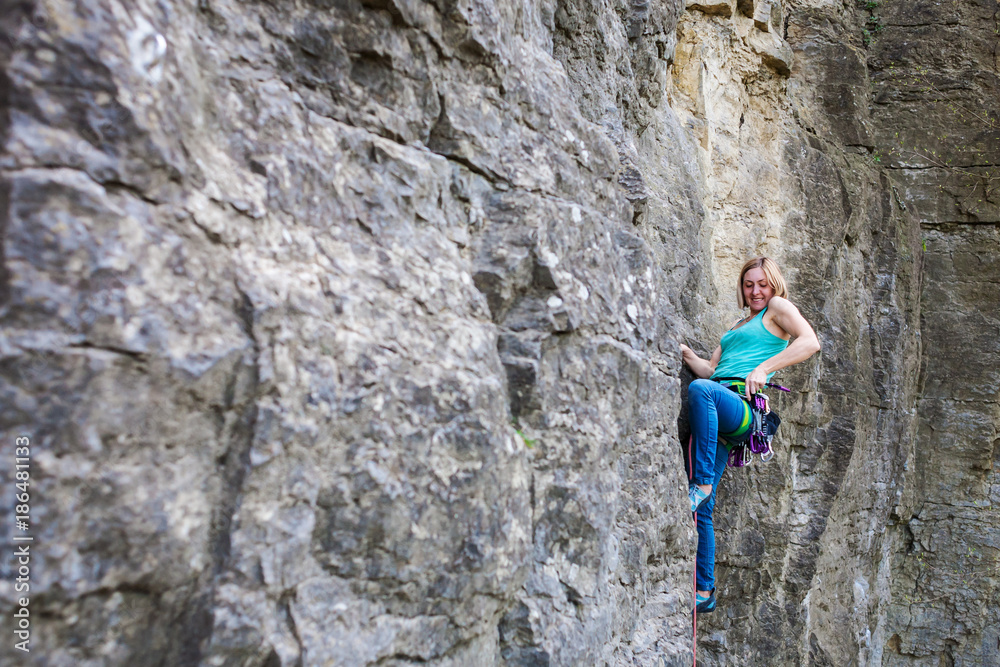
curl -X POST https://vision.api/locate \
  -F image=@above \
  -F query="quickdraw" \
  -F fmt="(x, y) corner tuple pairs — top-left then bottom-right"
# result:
(713, 377), (789, 468)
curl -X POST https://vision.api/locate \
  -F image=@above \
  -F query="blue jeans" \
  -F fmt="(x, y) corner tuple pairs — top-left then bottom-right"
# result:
(687, 379), (747, 591)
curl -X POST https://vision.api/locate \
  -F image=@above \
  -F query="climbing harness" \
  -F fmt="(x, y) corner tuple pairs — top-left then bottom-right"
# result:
(713, 377), (789, 468)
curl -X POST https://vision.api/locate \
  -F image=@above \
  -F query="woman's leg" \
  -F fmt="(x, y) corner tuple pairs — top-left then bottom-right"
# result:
(687, 379), (749, 486)
(695, 439), (731, 593)
(688, 379), (749, 595)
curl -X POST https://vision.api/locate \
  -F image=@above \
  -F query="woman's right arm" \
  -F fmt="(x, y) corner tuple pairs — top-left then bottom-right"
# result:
(680, 344), (721, 379)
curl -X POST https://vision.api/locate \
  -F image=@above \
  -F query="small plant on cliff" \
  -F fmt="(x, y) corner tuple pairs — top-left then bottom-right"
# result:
(879, 63), (1000, 218)
(857, 0), (885, 46)
(512, 419), (537, 448)
(901, 545), (1000, 606)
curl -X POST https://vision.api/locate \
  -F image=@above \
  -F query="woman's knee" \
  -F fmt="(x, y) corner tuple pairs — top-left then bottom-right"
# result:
(689, 379), (715, 400)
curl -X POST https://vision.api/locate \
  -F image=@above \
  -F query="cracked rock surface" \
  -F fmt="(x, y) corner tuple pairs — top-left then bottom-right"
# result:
(1, 0), (693, 665)
(0, 0), (997, 665)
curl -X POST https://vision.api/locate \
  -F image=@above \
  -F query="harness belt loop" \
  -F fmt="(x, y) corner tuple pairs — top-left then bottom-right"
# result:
(711, 378), (785, 467)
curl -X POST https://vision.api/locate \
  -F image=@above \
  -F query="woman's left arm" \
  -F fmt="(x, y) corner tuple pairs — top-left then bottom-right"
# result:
(743, 297), (821, 398)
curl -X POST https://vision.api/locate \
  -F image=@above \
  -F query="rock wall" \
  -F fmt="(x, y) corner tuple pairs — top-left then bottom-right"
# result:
(0, 0), (695, 665)
(870, 0), (1000, 664)
(0, 0), (996, 666)
(669, 1), (924, 664)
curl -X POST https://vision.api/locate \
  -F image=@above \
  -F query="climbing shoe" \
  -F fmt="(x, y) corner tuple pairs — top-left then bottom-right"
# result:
(688, 485), (711, 514)
(695, 588), (716, 614)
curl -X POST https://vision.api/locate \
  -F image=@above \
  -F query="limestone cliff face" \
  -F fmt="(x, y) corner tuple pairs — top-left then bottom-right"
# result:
(870, 1), (1000, 664)
(0, 1), (996, 666)
(667, 2), (924, 664)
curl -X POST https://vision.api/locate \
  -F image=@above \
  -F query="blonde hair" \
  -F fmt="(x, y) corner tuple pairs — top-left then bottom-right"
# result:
(737, 257), (788, 308)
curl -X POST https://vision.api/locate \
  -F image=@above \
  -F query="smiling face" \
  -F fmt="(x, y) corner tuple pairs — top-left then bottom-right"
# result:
(742, 267), (775, 314)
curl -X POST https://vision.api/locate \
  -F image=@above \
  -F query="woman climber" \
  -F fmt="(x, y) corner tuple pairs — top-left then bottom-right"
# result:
(679, 257), (820, 614)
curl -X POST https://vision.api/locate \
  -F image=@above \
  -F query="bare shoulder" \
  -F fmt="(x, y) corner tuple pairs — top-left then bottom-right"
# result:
(767, 296), (816, 339)
(766, 296), (799, 315)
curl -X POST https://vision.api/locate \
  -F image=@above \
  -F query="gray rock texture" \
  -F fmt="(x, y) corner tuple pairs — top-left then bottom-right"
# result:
(0, 0), (996, 666)
(869, 0), (1000, 664)
(1, 0), (694, 665)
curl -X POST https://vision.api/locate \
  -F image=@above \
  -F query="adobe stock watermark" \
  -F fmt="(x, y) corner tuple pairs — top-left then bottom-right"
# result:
(11, 435), (33, 653)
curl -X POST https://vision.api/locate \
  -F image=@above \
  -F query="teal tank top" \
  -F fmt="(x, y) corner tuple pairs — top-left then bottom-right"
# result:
(710, 308), (789, 383)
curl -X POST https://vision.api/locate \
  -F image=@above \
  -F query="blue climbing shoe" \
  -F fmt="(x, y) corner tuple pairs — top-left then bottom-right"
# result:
(695, 588), (716, 614)
(688, 485), (711, 514)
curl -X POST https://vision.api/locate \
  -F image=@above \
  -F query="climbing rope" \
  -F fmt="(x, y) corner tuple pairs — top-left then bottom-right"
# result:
(688, 434), (697, 667)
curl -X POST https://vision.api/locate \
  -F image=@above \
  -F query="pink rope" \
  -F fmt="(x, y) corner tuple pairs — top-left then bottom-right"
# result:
(689, 434), (697, 667)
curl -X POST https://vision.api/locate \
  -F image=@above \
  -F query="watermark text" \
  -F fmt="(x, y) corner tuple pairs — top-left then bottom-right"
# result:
(12, 435), (32, 653)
